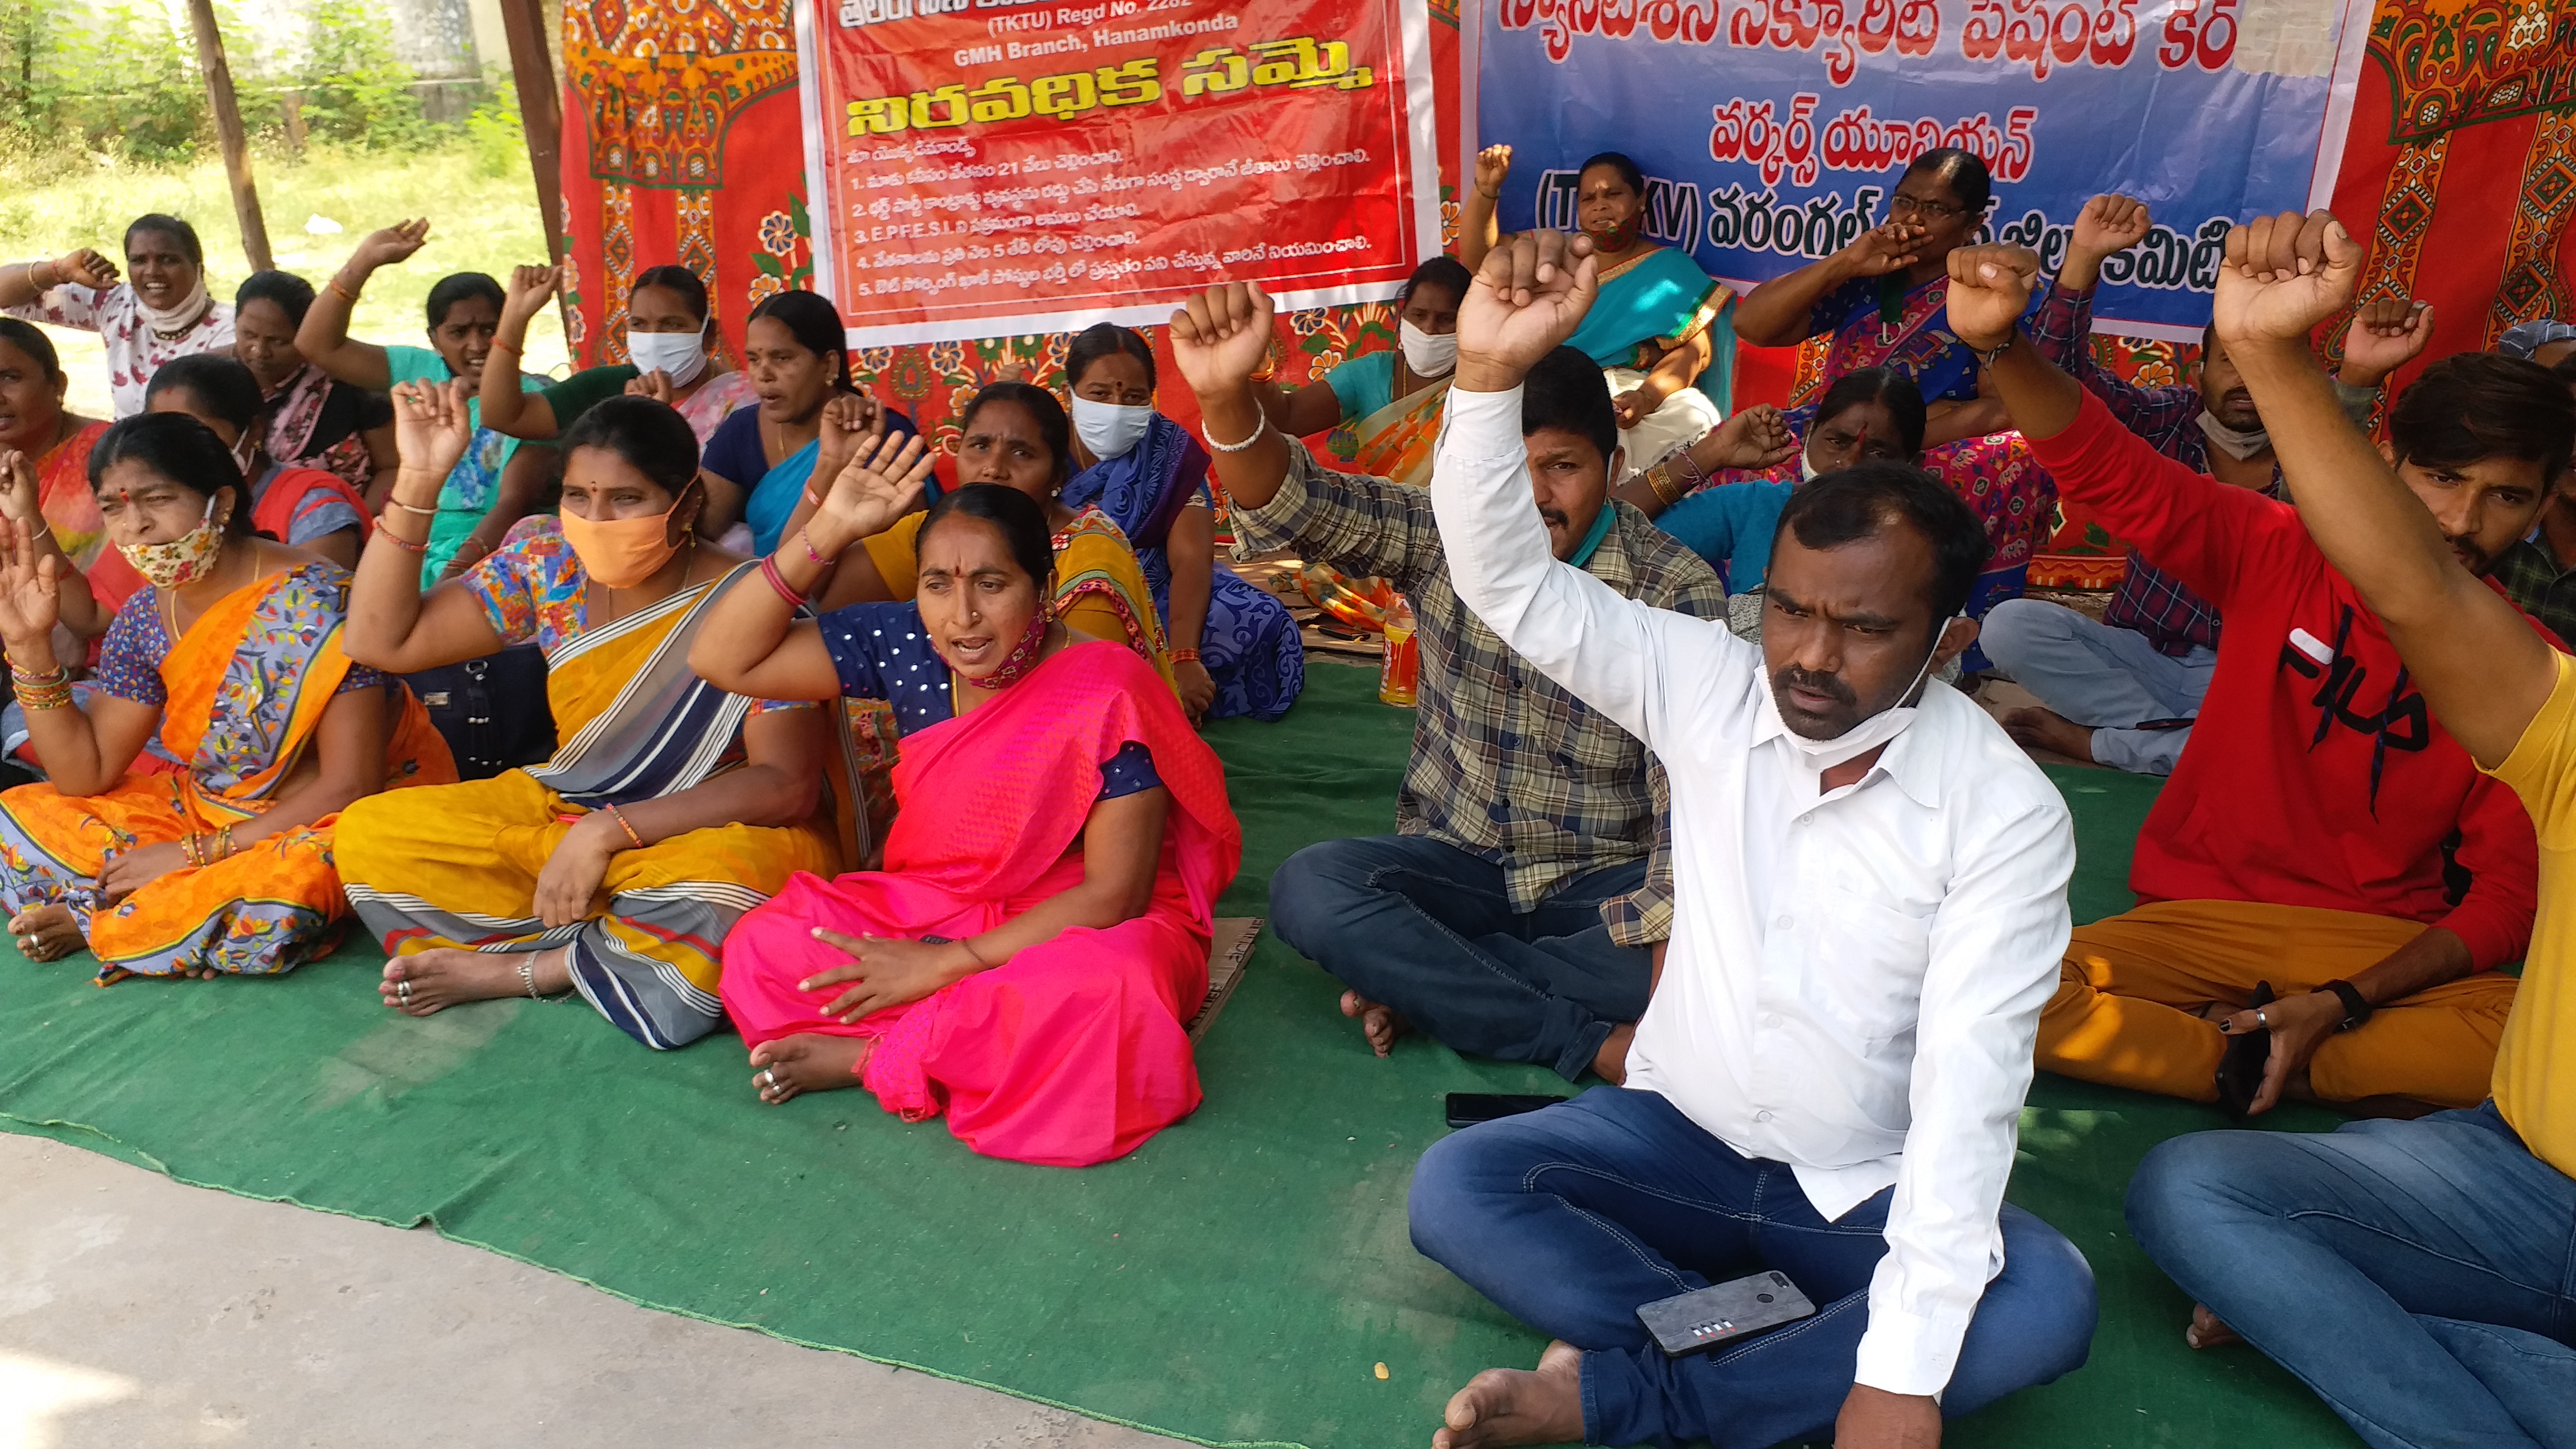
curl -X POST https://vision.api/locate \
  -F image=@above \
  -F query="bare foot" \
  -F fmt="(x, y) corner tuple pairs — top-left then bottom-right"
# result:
(1433, 1339), (1585, 1448)
(750, 1034), (873, 1105)
(2002, 707), (2097, 764)
(381, 946), (569, 1016)
(1592, 1022), (1636, 1085)
(9, 903), (85, 962)
(1340, 989), (1411, 1057)
(2185, 1303), (2242, 1350)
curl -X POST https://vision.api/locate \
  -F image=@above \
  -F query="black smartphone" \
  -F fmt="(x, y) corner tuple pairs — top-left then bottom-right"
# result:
(1444, 1092), (1568, 1129)
(1636, 1271), (1818, 1357)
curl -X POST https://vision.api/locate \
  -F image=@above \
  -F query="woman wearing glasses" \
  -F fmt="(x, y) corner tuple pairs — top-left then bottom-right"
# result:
(1732, 147), (2054, 666)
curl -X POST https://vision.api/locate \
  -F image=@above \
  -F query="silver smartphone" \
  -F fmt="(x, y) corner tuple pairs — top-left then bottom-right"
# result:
(1635, 1271), (1818, 1357)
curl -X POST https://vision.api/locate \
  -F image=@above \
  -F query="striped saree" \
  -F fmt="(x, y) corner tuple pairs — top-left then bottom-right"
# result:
(334, 565), (841, 1049)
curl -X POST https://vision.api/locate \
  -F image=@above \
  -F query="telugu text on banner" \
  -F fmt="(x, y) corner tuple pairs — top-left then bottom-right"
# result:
(797, 0), (1442, 343)
(1471, 0), (2371, 337)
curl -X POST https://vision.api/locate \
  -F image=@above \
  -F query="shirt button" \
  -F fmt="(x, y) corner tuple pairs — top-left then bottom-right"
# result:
(1775, 915), (1793, 930)
(1761, 1014), (1783, 1029)
(1755, 1110), (1775, 1124)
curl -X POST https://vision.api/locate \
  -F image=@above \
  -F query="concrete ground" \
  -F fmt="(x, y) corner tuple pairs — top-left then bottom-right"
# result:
(0, 1134), (1186, 1449)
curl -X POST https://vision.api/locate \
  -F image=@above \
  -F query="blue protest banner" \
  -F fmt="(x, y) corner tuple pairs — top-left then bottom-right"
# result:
(1469, 0), (2371, 337)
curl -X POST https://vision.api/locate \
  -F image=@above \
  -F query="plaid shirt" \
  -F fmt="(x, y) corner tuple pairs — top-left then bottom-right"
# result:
(2493, 533), (2576, 646)
(2028, 282), (2274, 657)
(1235, 440), (1727, 945)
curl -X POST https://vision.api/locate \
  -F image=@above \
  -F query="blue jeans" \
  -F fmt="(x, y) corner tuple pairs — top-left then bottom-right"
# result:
(2128, 1104), (2576, 1449)
(1409, 1087), (2098, 1448)
(1980, 598), (2215, 776)
(1268, 836), (1651, 1079)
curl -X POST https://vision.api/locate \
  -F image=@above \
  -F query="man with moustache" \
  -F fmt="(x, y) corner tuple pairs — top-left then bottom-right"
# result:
(1409, 229), (2094, 1449)
(1937, 236), (2565, 1121)
(1980, 193), (2433, 775)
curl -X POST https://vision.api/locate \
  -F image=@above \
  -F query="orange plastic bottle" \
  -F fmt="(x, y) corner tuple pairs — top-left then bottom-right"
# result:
(1378, 597), (1419, 707)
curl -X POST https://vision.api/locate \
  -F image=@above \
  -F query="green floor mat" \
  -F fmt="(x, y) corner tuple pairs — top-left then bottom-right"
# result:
(0, 662), (2358, 1448)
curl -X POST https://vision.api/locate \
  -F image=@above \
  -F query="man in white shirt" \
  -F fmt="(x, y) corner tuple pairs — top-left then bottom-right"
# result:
(1405, 229), (2096, 1449)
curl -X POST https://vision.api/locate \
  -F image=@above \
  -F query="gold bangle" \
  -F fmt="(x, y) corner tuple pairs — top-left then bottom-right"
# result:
(328, 278), (359, 305)
(385, 498), (438, 516)
(1645, 462), (1684, 507)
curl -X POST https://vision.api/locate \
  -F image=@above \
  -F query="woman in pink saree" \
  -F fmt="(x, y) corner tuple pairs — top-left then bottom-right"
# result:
(692, 441), (1241, 1167)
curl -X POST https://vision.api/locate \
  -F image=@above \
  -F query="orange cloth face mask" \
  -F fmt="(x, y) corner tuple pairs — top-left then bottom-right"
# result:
(558, 486), (694, 589)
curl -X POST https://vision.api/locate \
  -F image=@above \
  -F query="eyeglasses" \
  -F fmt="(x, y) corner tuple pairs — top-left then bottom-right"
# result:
(1888, 193), (1966, 221)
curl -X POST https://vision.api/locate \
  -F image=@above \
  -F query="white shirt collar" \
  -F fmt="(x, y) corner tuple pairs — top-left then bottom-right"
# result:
(1748, 671), (1949, 811)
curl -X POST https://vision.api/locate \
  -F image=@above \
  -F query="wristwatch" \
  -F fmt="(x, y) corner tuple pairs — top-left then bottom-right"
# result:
(2316, 978), (2373, 1033)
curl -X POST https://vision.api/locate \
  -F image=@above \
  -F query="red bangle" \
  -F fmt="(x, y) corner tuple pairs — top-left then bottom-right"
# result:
(759, 554), (808, 607)
(376, 516), (429, 551)
(601, 802), (645, 850)
(1169, 647), (1202, 664)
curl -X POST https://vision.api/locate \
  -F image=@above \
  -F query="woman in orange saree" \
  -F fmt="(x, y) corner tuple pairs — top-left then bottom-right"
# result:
(694, 457), (1240, 1167)
(0, 413), (452, 979)
(0, 319), (138, 643)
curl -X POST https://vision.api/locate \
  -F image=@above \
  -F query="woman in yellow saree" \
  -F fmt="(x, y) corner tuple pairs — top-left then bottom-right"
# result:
(789, 382), (1173, 689)
(0, 412), (453, 979)
(332, 385), (840, 1050)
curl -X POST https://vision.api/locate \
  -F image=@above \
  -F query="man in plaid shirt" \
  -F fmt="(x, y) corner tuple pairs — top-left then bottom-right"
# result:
(1981, 194), (2424, 774)
(1167, 279), (1766, 1083)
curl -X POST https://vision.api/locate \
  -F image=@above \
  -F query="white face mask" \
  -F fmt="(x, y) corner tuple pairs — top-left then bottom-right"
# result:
(134, 271), (213, 334)
(1399, 320), (1459, 378)
(1071, 396), (1154, 461)
(1798, 448), (1823, 484)
(627, 326), (709, 389)
(2196, 409), (2270, 461)
(1766, 615), (1961, 773)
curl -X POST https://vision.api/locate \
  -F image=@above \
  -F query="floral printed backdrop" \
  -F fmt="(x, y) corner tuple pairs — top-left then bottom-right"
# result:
(558, 0), (2565, 518)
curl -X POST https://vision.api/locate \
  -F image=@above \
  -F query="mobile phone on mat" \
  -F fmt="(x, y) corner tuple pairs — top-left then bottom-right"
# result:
(1636, 1271), (1818, 1357)
(1443, 1093), (1568, 1129)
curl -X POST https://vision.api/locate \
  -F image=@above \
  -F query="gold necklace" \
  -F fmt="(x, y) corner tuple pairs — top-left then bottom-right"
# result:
(162, 538), (255, 640)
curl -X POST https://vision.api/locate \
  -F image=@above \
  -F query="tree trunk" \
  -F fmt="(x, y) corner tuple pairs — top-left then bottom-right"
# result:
(498, 0), (565, 266)
(182, 0), (272, 273)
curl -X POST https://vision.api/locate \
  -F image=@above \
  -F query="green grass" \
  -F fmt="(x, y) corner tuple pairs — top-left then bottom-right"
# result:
(0, 139), (568, 418)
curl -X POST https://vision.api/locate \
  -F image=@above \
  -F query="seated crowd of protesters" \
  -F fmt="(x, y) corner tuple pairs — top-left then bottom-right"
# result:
(1983, 193), (2430, 775)
(1, 162), (2572, 1449)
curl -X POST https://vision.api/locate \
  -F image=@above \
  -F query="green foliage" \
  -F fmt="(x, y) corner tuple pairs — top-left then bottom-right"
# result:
(292, 0), (426, 151)
(0, 0), (435, 167)
(463, 87), (522, 179)
(0, 0), (206, 162)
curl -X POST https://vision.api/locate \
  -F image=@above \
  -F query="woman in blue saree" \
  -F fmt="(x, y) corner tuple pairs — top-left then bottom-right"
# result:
(699, 289), (915, 555)
(1462, 146), (1731, 471)
(1060, 324), (1301, 723)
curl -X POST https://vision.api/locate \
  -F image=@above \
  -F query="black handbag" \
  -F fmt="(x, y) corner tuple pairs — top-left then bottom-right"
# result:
(404, 643), (557, 780)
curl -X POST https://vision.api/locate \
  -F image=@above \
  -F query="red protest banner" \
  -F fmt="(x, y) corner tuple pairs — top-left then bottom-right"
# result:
(796, 0), (1441, 344)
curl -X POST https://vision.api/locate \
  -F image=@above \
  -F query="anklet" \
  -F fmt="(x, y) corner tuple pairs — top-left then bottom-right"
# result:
(517, 954), (572, 1001)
